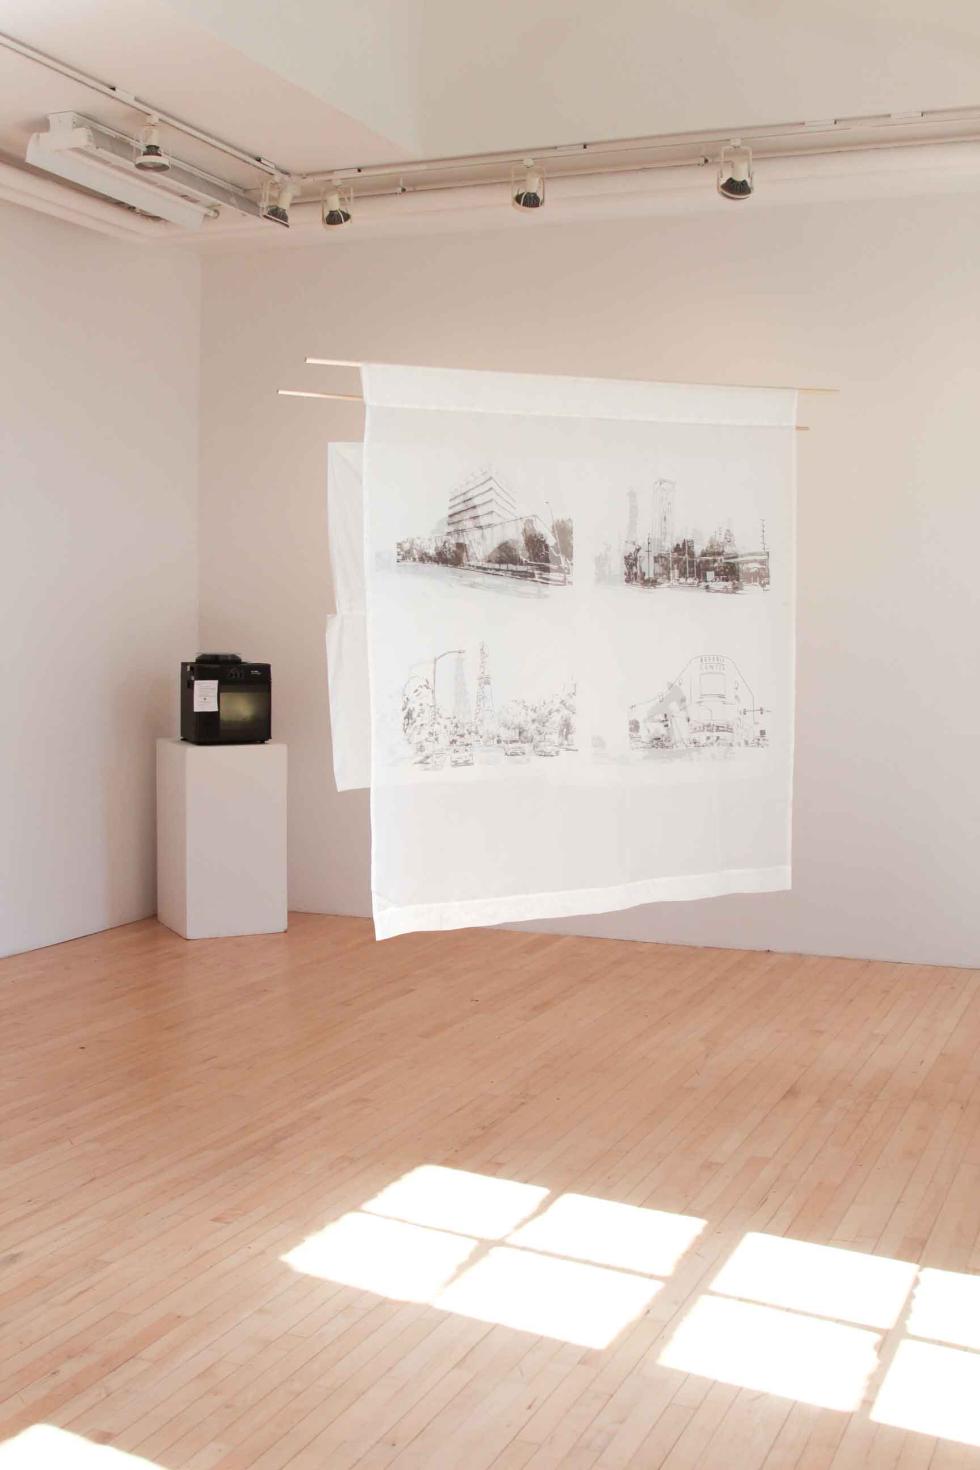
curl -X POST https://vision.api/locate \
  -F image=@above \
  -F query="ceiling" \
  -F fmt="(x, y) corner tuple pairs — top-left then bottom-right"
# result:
(2, 0), (980, 242)
(0, 0), (418, 184)
(416, 0), (980, 155)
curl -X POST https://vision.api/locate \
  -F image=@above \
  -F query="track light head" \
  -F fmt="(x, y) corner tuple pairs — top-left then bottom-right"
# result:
(133, 119), (170, 172)
(322, 186), (352, 227)
(512, 159), (545, 211)
(262, 179), (295, 227)
(717, 141), (753, 200)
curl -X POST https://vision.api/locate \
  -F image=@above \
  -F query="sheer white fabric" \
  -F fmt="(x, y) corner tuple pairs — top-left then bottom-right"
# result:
(359, 366), (797, 940)
(325, 443), (370, 793)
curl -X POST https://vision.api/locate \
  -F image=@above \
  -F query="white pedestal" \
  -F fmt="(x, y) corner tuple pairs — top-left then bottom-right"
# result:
(156, 739), (287, 939)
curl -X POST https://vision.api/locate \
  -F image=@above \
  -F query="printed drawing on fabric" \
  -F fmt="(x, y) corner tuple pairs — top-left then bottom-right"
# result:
(628, 655), (769, 757)
(398, 641), (576, 772)
(396, 467), (573, 588)
(363, 368), (796, 939)
(595, 479), (770, 595)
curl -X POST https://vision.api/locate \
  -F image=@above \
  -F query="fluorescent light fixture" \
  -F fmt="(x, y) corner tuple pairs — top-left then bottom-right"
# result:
(25, 113), (269, 231)
(27, 123), (209, 230)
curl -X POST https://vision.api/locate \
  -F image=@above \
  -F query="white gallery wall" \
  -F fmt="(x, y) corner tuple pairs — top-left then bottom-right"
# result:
(196, 191), (980, 967)
(0, 202), (200, 957)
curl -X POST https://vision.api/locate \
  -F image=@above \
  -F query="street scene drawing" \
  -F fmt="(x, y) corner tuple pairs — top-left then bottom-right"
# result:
(400, 642), (576, 771)
(396, 468), (573, 586)
(628, 655), (769, 754)
(596, 479), (770, 594)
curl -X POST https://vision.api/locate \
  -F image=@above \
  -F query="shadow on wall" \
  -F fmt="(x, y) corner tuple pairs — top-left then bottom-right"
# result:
(103, 671), (173, 929)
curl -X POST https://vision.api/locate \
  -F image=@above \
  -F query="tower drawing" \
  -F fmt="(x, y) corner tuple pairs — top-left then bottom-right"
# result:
(473, 642), (494, 738)
(652, 479), (675, 553)
(452, 651), (470, 722)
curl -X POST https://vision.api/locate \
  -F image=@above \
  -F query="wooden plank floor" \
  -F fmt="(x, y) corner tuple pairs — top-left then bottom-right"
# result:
(2, 916), (980, 1469)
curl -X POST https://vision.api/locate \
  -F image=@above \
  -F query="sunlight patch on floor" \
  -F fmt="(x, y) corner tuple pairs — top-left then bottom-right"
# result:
(659, 1294), (881, 1411)
(872, 1338), (980, 1446)
(282, 1210), (478, 1302)
(0, 1426), (162, 1467)
(283, 1165), (694, 1347)
(508, 1192), (704, 1276)
(436, 1243), (662, 1348)
(904, 1266), (980, 1353)
(282, 1164), (980, 1443)
(709, 1232), (917, 1329)
(362, 1164), (548, 1239)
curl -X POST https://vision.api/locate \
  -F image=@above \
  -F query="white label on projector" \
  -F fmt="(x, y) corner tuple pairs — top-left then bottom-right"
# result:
(193, 679), (219, 713)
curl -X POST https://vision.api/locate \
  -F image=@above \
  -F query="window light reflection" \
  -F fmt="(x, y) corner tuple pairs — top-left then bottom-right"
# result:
(0, 1426), (162, 1467)
(658, 1294), (880, 1411)
(709, 1232), (917, 1329)
(362, 1164), (547, 1239)
(281, 1211), (477, 1302)
(905, 1267), (980, 1353)
(436, 1244), (662, 1348)
(280, 1164), (980, 1451)
(872, 1338), (980, 1447)
(508, 1192), (704, 1276)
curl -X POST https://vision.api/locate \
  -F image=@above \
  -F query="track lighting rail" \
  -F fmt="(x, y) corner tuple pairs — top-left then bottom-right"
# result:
(298, 106), (980, 200)
(0, 28), (286, 179)
(4, 26), (980, 225)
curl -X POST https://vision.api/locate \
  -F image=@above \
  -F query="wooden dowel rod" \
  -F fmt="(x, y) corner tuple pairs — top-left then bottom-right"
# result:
(304, 356), (837, 393)
(278, 389), (362, 402)
(278, 387), (811, 426)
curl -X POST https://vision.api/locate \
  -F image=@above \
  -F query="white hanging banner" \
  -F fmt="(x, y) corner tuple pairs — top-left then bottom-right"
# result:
(362, 365), (797, 940)
(326, 443), (371, 792)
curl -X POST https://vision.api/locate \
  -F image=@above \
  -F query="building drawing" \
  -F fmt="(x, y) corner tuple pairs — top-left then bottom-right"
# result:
(401, 642), (576, 771)
(397, 468), (572, 586)
(473, 641), (495, 740)
(629, 655), (768, 752)
(652, 478), (674, 563)
(611, 479), (770, 593)
(447, 472), (518, 534)
(452, 648), (471, 722)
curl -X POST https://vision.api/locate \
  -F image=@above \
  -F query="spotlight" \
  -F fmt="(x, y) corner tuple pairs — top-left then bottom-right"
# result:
(262, 179), (295, 227)
(717, 141), (753, 201)
(322, 185), (352, 228)
(133, 119), (170, 172)
(512, 159), (545, 211)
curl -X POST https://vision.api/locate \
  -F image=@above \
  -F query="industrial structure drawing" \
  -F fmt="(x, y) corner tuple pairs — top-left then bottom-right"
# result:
(400, 642), (576, 770)
(596, 479), (770, 593)
(629, 655), (769, 752)
(396, 468), (572, 585)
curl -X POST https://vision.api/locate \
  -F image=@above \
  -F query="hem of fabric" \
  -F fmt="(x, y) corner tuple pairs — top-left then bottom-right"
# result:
(372, 865), (791, 940)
